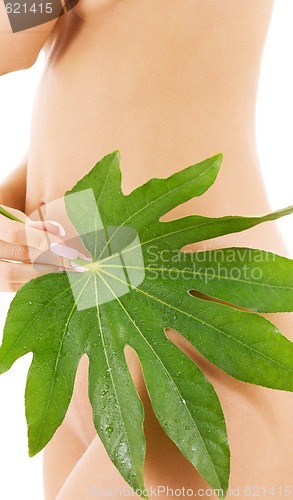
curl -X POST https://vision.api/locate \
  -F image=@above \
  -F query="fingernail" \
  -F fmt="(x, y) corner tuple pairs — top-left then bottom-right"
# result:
(46, 220), (66, 237)
(50, 242), (79, 260)
(70, 261), (87, 273)
(27, 220), (66, 236)
(79, 253), (92, 262)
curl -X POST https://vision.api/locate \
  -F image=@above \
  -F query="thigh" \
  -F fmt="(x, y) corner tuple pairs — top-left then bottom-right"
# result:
(46, 329), (293, 500)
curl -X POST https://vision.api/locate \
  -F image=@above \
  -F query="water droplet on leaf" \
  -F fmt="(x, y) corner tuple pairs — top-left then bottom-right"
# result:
(106, 425), (113, 436)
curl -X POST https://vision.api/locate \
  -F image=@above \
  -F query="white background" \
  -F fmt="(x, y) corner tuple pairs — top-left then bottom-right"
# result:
(0, 2), (293, 499)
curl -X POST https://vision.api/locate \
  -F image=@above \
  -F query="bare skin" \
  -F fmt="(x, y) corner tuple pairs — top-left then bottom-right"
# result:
(0, 1), (293, 499)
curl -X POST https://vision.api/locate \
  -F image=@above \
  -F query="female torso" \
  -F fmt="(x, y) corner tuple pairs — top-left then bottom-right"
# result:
(24, 1), (293, 498)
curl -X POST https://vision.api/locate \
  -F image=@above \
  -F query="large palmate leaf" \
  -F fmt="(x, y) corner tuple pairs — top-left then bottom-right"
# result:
(1, 151), (293, 497)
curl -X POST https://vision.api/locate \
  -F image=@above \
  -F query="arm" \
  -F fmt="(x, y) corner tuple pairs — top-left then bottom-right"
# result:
(0, 159), (68, 292)
(0, 1), (61, 75)
(0, 1), (81, 290)
(0, 156), (27, 211)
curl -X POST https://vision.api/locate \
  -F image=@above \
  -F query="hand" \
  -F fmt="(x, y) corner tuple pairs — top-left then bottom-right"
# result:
(0, 205), (72, 292)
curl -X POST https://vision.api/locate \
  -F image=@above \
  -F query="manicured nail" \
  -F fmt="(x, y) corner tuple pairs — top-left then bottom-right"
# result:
(70, 261), (87, 272)
(50, 242), (79, 260)
(79, 253), (92, 262)
(46, 220), (66, 237)
(27, 220), (66, 236)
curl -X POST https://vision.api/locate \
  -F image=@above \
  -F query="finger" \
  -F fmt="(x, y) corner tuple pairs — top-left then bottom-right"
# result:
(28, 220), (66, 236)
(31, 251), (74, 270)
(0, 241), (62, 267)
(0, 260), (60, 284)
(0, 218), (80, 261)
(0, 281), (24, 293)
(0, 240), (30, 262)
(0, 216), (62, 252)
(0, 206), (65, 238)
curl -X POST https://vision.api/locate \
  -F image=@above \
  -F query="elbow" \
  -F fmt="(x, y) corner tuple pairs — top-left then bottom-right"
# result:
(0, 3), (58, 76)
(0, 50), (38, 76)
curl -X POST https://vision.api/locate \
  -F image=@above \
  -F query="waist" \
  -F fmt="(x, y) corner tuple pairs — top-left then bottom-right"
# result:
(26, 127), (259, 204)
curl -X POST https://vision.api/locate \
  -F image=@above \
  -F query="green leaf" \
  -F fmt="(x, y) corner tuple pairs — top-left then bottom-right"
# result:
(83, 297), (146, 492)
(104, 286), (230, 493)
(138, 205), (293, 250)
(174, 248), (293, 312)
(1, 150), (293, 497)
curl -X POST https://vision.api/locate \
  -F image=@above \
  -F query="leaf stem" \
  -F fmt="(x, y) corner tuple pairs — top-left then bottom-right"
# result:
(0, 206), (24, 223)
